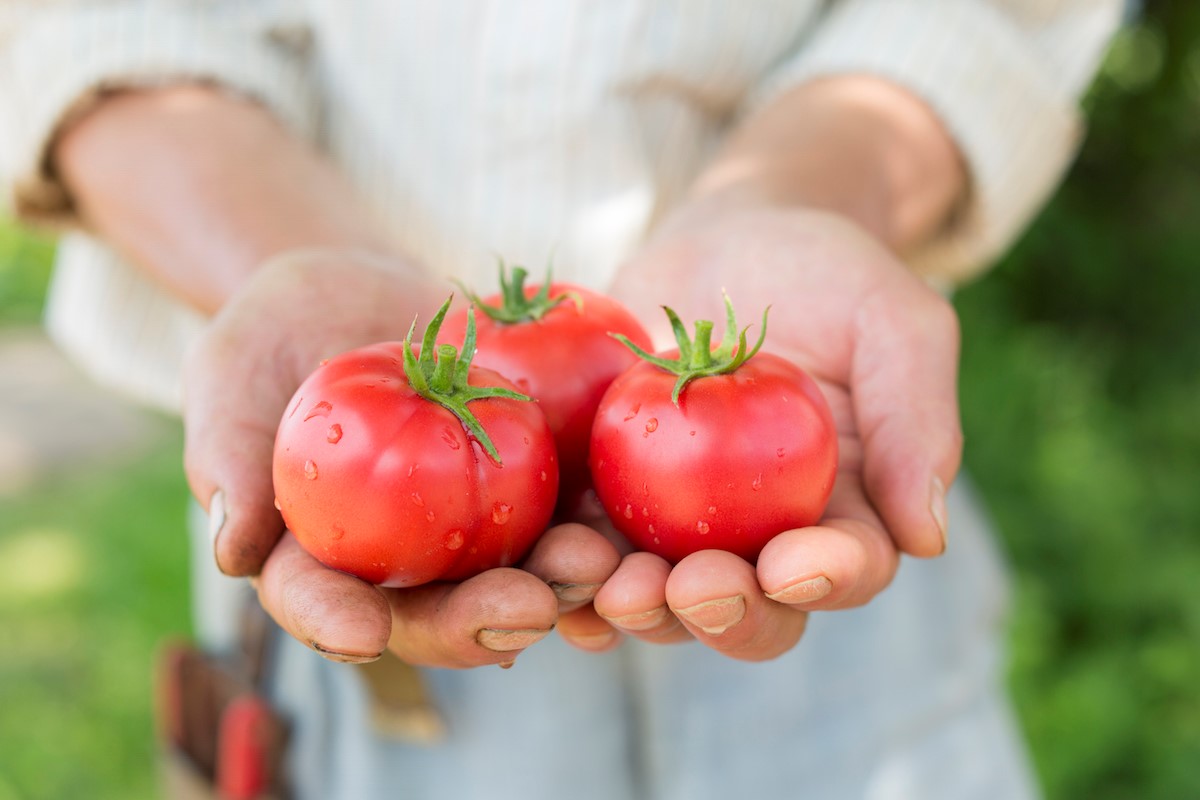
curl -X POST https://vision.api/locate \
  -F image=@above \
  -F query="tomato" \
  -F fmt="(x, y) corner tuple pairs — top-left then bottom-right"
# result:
(273, 297), (559, 587)
(439, 264), (651, 513)
(588, 297), (837, 563)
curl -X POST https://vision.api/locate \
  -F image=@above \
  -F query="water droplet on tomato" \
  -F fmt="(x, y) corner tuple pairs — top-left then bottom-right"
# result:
(523, 436), (530, 445)
(641, 507), (649, 517)
(623, 504), (633, 519)
(304, 460), (318, 480)
(411, 492), (424, 507)
(696, 520), (710, 535)
(492, 502), (512, 525)
(752, 473), (763, 491)
(425, 510), (436, 523)
(644, 418), (658, 433)
(442, 428), (461, 450)
(408, 463), (420, 477)
(540, 470), (548, 482)
(653, 536), (661, 545)
(689, 430), (696, 437)
(707, 505), (717, 515)
(648, 524), (655, 535)
(776, 448), (785, 458)
(623, 403), (641, 422)
(327, 424), (343, 443)
(304, 401), (333, 421)
(445, 530), (464, 550)
(641, 482), (650, 496)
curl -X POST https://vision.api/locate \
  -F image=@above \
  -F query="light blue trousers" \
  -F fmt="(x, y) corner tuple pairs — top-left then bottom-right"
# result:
(191, 479), (1039, 800)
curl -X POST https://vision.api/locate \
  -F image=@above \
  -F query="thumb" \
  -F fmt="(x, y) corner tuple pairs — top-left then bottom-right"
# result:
(183, 330), (292, 576)
(852, 286), (963, 558)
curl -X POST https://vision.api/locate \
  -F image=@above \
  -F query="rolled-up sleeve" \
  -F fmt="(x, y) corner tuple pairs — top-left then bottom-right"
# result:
(0, 0), (316, 224)
(749, 0), (1124, 285)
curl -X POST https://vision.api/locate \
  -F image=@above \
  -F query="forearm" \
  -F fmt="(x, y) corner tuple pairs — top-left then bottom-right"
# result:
(687, 75), (966, 252)
(52, 85), (394, 314)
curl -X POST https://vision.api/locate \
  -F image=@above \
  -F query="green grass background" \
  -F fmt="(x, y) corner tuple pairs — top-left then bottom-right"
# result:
(1, 5), (1198, 798)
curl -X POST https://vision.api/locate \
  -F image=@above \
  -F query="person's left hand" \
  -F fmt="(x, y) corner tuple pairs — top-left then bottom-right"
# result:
(550, 201), (963, 661)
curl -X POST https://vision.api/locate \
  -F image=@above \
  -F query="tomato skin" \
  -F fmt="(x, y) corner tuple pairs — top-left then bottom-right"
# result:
(588, 352), (837, 564)
(272, 343), (559, 587)
(440, 284), (651, 511)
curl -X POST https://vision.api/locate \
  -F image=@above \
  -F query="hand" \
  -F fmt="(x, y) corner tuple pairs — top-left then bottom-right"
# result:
(183, 249), (620, 667)
(584, 202), (962, 661)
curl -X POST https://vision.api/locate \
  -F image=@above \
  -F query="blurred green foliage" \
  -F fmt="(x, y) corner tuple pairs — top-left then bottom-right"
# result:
(955, 2), (1200, 797)
(0, 217), (54, 326)
(0, 438), (190, 800)
(1, 4), (1198, 799)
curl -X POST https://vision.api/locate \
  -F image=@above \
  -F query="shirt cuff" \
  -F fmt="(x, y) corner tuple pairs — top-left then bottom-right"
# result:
(1, 5), (316, 226)
(748, 0), (1115, 287)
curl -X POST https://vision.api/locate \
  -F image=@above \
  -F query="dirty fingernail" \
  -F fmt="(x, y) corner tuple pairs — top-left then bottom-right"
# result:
(548, 581), (602, 605)
(568, 629), (618, 651)
(673, 595), (746, 636)
(311, 641), (383, 664)
(600, 605), (671, 632)
(765, 575), (832, 605)
(476, 627), (552, 653)
(931, 476), (948, 552)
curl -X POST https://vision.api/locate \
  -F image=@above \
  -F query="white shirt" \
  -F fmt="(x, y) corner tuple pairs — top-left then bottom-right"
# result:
(0, 0), (1120, 410)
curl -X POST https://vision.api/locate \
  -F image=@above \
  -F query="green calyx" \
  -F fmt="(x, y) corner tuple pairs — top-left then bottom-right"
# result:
(612, 292), (770, 406)
(402, 295), (532, 463)
(456, 259), (580, 324)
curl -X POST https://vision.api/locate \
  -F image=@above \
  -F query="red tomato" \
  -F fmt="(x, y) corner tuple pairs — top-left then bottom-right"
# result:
(273, 299), (559, 587)
(440, 265), (651, 513)
(588, 299), (837, 563)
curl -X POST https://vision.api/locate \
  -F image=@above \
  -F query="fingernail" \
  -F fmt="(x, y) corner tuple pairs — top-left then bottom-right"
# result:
(311, 641), (383, 664)
(568, 629), (618, 651)
(476, 627), (552, 653)
(673, 595), (746, 636)
(765, 575), (832, 605)
(930, 476), (948, 552)
(600, 605), (671, 632)
(208, 489), (227, 546)
(498, 660), (516, 670)
(548, 582), (602, 604)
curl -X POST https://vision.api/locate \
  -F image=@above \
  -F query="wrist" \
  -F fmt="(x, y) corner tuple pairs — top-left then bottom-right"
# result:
(53, 85), (393, 314)
(685, 76), (966, 252)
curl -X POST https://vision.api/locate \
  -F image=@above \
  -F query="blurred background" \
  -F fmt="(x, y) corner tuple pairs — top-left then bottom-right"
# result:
(1, 3), (1198, 799)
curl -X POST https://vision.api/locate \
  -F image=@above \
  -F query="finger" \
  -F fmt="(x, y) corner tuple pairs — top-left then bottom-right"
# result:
(593, 552), (690, 644)
(852, 286), (962, 557)
(253, 533), (392, 663)
(556, 604), (624, 653)
(386, 568), (559, 669)
(183, 329), (293, 576)
(665, 549), (808, 662)
(521, 523), (622, 612)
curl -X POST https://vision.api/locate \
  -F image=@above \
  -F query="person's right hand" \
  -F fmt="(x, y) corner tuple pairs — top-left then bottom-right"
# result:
(183, 249), (621, 667)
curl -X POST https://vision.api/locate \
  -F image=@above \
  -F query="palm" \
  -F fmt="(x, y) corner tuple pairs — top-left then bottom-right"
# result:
(582, 206), (962, 660)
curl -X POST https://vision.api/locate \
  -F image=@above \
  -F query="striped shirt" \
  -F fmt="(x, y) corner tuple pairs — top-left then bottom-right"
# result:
(0, 0), (1121, 410)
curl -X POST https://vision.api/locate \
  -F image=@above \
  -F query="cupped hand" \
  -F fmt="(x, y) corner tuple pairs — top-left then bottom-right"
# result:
(183, 249), (620, 667)
(585, 203), (962, 661)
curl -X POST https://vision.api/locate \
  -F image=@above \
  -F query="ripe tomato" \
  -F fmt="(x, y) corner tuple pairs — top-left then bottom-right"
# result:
(273, 297), (559, 587)
(439, 264), (651, 513)
(588, 297), (836, 563)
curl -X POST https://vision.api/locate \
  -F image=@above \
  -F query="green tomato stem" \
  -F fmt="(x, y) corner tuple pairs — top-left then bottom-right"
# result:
(455, 258), (579, 324)
(401, 295), (532, 463)
(611, 292), (771, 406)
